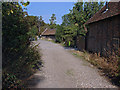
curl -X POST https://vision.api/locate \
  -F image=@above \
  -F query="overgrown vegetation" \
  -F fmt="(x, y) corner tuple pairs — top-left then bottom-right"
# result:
(55, 2), (104, 47)
(2, 2), (42, 88)
(2, 44), (42, 88)
(70, 50), (120, 86)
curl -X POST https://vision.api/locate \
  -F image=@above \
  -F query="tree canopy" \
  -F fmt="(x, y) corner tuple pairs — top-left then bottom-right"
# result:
(56, 2), (104, 46)
(49, 14), (56, 29)
(2, 2), (41, 88)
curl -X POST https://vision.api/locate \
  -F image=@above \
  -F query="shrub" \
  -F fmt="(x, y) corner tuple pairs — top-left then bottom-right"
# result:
(2, 2), (42, 88)
(2, 43), (42, 88)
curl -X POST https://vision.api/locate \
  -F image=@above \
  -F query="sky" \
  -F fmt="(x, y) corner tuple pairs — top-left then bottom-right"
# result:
(25, 2), (75, 25)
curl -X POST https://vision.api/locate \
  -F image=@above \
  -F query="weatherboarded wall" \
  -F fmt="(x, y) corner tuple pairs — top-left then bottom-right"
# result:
(86, 15), (120, 56)
(76, 36), (85, 51)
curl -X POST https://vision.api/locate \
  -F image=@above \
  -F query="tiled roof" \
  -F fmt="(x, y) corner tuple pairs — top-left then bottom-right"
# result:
(85, 2), (120, 24)
(41, 29), (56, 36)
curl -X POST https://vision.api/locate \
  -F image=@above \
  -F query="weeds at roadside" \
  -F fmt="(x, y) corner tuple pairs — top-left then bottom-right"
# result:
(70, 49), (120, 87)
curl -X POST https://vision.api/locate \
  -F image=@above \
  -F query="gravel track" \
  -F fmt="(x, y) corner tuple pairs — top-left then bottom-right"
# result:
(26, 39), (117, 88)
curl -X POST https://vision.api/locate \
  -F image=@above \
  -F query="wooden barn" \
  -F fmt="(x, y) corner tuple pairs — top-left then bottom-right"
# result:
(41, 28), (56, 41)
(85, 2), (120, 56)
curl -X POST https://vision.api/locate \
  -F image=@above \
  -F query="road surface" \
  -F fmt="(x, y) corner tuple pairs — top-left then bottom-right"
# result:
(26, 39), (116, 88)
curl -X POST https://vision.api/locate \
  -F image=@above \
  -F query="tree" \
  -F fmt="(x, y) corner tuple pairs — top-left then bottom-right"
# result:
(2, 2), (29, 87)
(61, 13), (73, 26)
(36, 16), (47, 35)
(49, 14), (56, 29)
(2, 2), (29, 64)
(26, 15), (46, 37)
(55, 25), (64, 43)
(2, 2), (42, 88)
(25, 16), (40, 39)
(37, 16), (45, 32)
(49, 14), (56, 25)
(26, 16), (38, 26)
(55, 2), (105, 46)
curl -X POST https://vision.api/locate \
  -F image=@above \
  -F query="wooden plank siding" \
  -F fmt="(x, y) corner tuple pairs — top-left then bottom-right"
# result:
(86, 15), (120, 56)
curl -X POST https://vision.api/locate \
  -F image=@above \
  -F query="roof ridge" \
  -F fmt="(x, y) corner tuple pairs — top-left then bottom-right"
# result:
(85, 2), (120, 25)
(41, 28), (48, 35)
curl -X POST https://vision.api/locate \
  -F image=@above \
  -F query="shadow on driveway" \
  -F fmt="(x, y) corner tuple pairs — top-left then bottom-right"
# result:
(25, 74), (45, 88)
(63, 47), (78, 51)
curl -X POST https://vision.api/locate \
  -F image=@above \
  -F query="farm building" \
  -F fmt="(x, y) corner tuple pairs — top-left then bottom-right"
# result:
(85, 2), (120, 56)
(41, 28), (56, 41)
